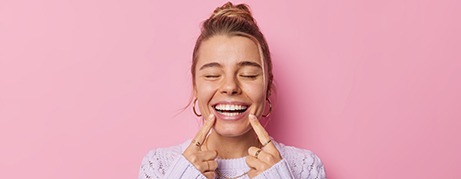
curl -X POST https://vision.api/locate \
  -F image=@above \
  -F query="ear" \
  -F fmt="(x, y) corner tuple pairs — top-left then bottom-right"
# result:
(193, 85), (198, 97)
(266, 80), (272, 97)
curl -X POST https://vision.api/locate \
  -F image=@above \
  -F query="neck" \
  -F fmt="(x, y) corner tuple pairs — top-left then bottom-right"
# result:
(203, 129), (260, 159)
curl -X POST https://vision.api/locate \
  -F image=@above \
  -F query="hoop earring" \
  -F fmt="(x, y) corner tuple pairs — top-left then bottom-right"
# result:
(262, 98), (272, 118)
(192, 98), (202, 117)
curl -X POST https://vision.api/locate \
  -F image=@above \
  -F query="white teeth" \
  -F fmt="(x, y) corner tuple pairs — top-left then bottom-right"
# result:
(221, 112), (238, 116)
(214, 104), (248, 111)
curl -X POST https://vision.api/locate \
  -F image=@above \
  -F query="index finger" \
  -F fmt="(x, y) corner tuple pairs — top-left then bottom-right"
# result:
(190, 114), (216, 149)
(249, 114), (277, 152)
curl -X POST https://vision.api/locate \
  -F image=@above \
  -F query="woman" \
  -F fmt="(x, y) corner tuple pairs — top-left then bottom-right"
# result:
(139, 2), (326, 179)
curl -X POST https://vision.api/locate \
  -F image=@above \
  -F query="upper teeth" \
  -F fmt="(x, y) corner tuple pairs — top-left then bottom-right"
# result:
(215, 104), (247, 111)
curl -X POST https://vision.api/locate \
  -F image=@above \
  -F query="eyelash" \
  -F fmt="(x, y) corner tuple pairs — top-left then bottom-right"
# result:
(205, 75), (220, 78)
(240, 75), (258, 79)
(203, 74), (258, 79)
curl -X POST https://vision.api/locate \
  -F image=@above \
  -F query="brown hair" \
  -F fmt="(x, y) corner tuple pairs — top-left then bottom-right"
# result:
(191, 2), (273, 96)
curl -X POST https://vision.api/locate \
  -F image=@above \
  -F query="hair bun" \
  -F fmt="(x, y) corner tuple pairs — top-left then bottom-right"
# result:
(211, 2), (255, 23)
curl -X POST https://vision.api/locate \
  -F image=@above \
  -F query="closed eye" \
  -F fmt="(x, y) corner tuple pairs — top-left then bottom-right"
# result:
(205, 75), (220, 78)
(240, 75), (258, 79)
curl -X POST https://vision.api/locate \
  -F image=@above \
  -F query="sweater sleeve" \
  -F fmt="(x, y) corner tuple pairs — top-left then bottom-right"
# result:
(138, 149), (207, 179)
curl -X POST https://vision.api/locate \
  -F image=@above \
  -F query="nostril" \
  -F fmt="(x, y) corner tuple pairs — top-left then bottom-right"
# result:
(220, 80), (242, 95)
(220, 87), (240, 94)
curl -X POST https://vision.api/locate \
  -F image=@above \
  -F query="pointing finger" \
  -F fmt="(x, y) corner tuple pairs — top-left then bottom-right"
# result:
(248, 146), (280, 164)
(190, 114), (216, 149)
(249, 114), (277, 152)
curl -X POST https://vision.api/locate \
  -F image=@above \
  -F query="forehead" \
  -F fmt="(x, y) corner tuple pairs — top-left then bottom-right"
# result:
(196, 35), (262, 68)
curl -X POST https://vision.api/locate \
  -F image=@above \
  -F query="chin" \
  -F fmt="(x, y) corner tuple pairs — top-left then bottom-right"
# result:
(213, 120), (252, 137)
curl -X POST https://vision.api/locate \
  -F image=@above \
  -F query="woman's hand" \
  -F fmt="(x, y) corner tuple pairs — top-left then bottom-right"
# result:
(183, 114), (218, 179)
(246, 114), (282, 178)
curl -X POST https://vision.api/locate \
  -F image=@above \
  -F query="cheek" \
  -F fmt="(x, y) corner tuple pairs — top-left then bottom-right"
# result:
(196, 81), (219, 105)
(243, 84), (266, 116)
(243, 83), (266, 103)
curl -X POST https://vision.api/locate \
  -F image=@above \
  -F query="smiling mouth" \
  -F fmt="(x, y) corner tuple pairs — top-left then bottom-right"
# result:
(213, 104), (249, 117)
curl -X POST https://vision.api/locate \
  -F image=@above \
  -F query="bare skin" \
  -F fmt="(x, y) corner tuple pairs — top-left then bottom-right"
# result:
(183, 114), (282, 178)
(183, 35), (282, 178)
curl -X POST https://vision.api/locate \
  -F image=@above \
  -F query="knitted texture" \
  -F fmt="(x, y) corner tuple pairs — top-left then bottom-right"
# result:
(139, 140), (326, 179)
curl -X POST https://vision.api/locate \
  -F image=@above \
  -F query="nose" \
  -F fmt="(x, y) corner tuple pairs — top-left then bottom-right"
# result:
(220, 76), (241, 95)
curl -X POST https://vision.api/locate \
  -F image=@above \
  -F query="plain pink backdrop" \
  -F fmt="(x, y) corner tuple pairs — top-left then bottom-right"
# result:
(1, 0), (460, 178)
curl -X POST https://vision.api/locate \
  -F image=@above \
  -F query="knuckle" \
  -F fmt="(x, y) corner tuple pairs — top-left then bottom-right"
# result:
(211, 161), (218, 169)
(248, 147), (257, 153)
(247, 170), (256, 177)
(248, 170), (260, 178)
(189, 155), (198, 162)
(206, 150), (216, 155)
(183, 150), (190, 156)
(245, 157), (252, 165)
(196, 164), (205, 171)
(265, 155), (274, 162)
(203, 171), (215, 179)
(196, 166), (203, 171)
(210, 151), (218, 158)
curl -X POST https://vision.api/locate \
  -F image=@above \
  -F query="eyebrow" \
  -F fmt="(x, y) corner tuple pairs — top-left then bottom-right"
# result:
(199, 61), (262, 70)
(237, 61), (262, 69)
(199, 62), (222, 70)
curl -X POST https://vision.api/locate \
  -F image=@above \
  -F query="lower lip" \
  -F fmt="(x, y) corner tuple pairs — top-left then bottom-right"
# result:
(213, 108), (250, 121)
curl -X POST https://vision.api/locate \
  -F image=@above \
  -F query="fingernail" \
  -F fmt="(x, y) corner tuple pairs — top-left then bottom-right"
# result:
(209, 114), (215, 119)
(249, 114), (256, 121)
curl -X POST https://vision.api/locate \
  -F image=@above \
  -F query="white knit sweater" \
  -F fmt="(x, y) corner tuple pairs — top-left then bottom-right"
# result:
(138, 139), (326, 179)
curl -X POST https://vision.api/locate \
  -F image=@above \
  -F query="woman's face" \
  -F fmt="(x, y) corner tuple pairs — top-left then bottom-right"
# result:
(194, 35), (268, 137)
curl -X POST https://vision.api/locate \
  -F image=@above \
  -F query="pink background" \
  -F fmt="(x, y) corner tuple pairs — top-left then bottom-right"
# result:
(1, 0), (460, 178)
